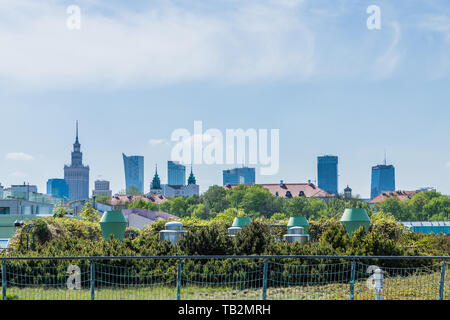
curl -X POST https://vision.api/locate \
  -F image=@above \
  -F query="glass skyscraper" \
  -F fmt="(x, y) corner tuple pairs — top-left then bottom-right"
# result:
(123, 154), (144, 194)
(168, 161), (186, 186)
(223, 167), (255, 185)
(317, 155), (338, 195)
(370, 164), (395, 199)
(46, 179), (69, 200)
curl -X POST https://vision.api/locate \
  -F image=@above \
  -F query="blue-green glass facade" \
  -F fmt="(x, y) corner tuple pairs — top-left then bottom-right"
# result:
(370, 164), (395, 199)
(123, 153), (144, 193)
(168, 161), (186, 186)
(317, 155), (338, 194)
(223, 167), (255, 185)
(46, 179), (69, 200)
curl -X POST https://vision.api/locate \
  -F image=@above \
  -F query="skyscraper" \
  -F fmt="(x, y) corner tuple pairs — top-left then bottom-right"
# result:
(168, 161), (185, 186)
(370, 164), (395, 199)
(223, 167), (255, 185)
(317, 155), (338, 195)
(122, 153), (144, 194)
(64, 122), (90, 201)
(46, 179), (69, 200)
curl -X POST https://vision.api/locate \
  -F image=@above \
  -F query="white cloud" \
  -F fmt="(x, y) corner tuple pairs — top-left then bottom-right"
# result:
(5, 152), (34, 161)
(0, 0), (315, 90)
(148, 139), (169, 146)
(373, 22), (403, 79)
(446, 161), (450, 168)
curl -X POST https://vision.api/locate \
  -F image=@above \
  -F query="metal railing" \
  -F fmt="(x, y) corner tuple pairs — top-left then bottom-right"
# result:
(0, 255), (448, 300)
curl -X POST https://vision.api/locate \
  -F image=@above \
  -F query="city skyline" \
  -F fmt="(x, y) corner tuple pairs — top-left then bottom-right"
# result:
(1, 1), (450, 198)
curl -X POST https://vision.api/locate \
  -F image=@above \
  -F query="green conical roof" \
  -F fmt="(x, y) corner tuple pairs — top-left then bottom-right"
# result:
(100, 211), (128, 223)
(287, 216), (309, 233)
(340, 208), (370, 222)
(151, 165), (161, 189)
(187, 166), (196, 185)
(232, 217), (251, 227)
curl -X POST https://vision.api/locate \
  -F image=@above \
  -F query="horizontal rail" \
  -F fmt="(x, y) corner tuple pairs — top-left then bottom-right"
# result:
(0, 255), (449, 261)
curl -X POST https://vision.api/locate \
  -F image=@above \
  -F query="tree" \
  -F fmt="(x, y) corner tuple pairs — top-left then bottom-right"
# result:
(53, 206), (69, 218)
(79, 202), (100, 223)
(239, 185), (274, 218)
(201, 185), (230, 213)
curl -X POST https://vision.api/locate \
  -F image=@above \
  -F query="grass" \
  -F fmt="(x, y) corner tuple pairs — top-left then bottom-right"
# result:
(4, 270), (449, 300)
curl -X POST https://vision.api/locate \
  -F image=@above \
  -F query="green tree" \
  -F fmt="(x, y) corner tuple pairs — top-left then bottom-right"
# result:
(79, 202), (100, 223)
(202, 185), (230, 213)
(52, 206), (69, 218)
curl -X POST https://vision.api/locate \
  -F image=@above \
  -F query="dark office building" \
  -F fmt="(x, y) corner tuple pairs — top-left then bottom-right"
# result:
(370, 164), (395, 199)
(317, 155), (338, 195)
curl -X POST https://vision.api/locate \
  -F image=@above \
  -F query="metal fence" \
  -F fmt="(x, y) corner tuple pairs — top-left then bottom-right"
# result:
(0, 255), (448, 300)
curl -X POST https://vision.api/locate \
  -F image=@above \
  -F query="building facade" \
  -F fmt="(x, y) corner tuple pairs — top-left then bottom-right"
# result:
(122, 153), (144, 194)
(223, 167), (255, 185)
(168, 161), (186, 186)
(370, 164), (395, 199)
(92, 180), (112, 198)
(46, 179), (69, 200)
(150, 165), (199, 198)
(317, 155), (338, 195)
(64, 122), (90, 201)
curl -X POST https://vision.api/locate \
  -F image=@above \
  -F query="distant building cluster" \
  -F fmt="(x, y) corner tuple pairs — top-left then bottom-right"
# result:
(0, 120), (442, 223)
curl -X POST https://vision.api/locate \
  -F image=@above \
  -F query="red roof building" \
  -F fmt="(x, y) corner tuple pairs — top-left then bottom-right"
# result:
(223, 181), (333, 199)
(368, 190), (420, 204)
(109, 194), (169, 207)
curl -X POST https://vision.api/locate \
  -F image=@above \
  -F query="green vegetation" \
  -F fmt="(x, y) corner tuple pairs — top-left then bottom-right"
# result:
(124, 186), (447, 223)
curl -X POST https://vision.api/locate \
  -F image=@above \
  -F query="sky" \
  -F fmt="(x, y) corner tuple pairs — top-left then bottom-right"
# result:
(1, 0), (450, 198)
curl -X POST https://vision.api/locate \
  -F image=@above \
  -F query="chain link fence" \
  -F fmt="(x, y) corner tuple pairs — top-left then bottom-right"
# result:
(0, 255), (448, 300)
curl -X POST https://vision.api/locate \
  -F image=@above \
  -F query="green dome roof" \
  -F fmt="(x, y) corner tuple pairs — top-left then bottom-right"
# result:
(340, 208), (370, 222)
(232, 217), (251, 227)
(287, 216), (309, 233)
(100, 211), (128, 223)
(340, 208), (370, 235)
(99, 211), (128, 241)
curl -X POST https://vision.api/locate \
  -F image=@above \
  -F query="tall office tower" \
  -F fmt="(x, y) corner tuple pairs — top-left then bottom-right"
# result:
(317, 155), (338, 195)
(168, 161), (186, 186)
(92, 180), (112, 198)
(223, 167), (255, 185)
(370, 164), (395, 199)
(46, 179), (69, 200)
(123, 154), (144, 194)
(64, 121), (90, 201)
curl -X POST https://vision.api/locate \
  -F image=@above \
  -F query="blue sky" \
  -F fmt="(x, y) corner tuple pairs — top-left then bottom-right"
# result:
(1, 0), (450, 198)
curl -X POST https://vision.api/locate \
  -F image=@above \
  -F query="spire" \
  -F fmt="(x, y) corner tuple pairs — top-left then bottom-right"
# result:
(75, 120), (79, 143)
(187, 164), (196, 185)
(151, 164), (161, 190)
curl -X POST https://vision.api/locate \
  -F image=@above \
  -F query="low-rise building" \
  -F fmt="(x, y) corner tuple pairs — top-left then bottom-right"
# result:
(122, 208), (179, 229)
(0, 199), (54, 238)
(92, 179), (112, 198)
(223, 180), (333, 201)
(368, 190), (421, 205)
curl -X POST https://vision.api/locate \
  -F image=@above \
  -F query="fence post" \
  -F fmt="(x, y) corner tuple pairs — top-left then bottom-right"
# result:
(374, 268), (384, 300)
(439, 261), (446, 300)
(2, 261), (6, 300)
(349, 261), (356, 300)
(90, 261), (95, 300)
(176, 261), (182, 300)
(262, 261), (268, 300)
